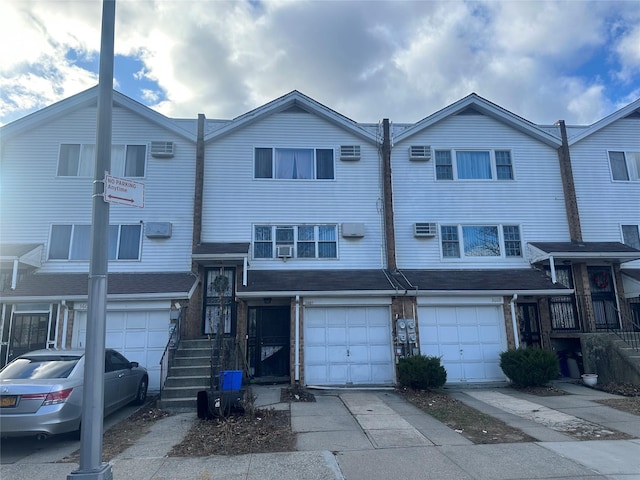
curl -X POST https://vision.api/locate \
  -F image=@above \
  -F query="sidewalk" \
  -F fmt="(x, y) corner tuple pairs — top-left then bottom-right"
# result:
(1, 382), (639, 479)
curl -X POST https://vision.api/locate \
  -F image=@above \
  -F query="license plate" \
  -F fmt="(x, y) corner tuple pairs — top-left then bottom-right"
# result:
(0, 395), (17, 407)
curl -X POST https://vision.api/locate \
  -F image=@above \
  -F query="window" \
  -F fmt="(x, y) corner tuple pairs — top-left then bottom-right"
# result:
(622, 225), (640, 250)
(440, 224), (521, 258)
(57, 144), (146, 177)
(435, 149), (513, 180)
(253, 224), (337, 259)
(49, 224), (141, 260)
(609, 151), (640, 181)
(254, 148), (334, 179)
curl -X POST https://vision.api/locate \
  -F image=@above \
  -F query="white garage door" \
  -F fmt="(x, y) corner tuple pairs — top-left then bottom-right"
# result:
(72, 307), (170, 391)
(304, 306), (394, 386)
(418, 304), (507, 383)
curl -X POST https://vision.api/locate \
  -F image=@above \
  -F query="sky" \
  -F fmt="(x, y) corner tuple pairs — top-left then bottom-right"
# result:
(1, 0), (640, 127)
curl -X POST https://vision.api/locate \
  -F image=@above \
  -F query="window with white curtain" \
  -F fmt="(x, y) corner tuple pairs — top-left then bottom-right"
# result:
(254, 147), (334, 179)
(253, 224), (338, 258)
(609, 151), (640, 181)
(441, 224), (521, 259)
(49, 224), (141, 260)
(57, 144), (146, 177)
(435, 149), (513, 180)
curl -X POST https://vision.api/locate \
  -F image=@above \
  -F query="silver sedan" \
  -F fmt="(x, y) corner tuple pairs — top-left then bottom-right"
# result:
(0, 348), (148, 439)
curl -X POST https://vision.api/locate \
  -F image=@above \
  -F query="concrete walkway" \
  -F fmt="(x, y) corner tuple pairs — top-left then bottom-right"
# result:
(1, 381), (640, 479)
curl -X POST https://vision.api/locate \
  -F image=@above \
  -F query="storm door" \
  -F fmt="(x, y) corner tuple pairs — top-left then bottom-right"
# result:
(588, 267), (619, 329)
(247, 306), (290, 380)
(517, 303), (542, 347)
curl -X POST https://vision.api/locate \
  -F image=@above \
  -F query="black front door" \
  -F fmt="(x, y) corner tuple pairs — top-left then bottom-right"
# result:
(10, 313), (50, 360)
(517, 303), (541, 347)
(247, 306), (290, 379)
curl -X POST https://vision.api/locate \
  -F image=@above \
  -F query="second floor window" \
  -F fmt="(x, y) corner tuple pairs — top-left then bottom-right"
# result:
(441, 224), (522, 259)
(253, 224), (337, 259)
(622, 225), (640, 250)
(435, 149), (513, 180)
(57, 144), (147, 178)
(609, 151), (640, 181)
(254, 148), (334, 180)
(48, 224), (142, 260)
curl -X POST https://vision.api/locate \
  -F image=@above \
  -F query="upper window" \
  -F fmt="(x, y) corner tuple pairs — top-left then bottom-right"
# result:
(609, 151), (640, 181)
(622, 225), (640, 250)
(253, 224), (337, 259)
(48, 224), (142, 260)
(57, 144), (147, 178)
(440, 224), (522, 258)
(254, 148), (334, 180)
(435, 150), (513, 180)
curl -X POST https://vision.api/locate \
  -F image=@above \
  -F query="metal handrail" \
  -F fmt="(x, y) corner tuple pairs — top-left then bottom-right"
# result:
(159, 307), (185, 399)
(606, 296), (640, 352)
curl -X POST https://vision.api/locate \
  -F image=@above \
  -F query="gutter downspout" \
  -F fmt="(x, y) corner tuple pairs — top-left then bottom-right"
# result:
(510, 294), (519, 349)
(61, 301), (69, 348)
(11, 259), (18, 290)
(295, 295), (300, 382)
(243, 256), (248, 286)
(549, 255), (557, 284)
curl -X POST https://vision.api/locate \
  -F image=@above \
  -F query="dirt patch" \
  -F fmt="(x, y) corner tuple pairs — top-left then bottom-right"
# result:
(60, 402), (172, 463)
(168, 409), (294, 456)
(595, 397), (640, 416)
(510, 385), (568, 396)
(281, 385), (316, 402)
(400, 389), (534, 444)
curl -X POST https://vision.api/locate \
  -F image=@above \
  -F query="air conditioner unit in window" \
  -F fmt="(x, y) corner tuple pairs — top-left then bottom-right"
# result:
(414, 222), (437, 237)
(340, 145), (361, 161)
(409, 145), (431, 161)
(276, 245), (293, 258)
(150, 141), (175, 158)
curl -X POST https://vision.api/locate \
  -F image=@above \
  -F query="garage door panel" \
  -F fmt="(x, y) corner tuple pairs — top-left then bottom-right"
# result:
(304, 306), (392, 386)
(126, 311), (147, 329)
(327, 327), (347, 344)
(419, 303), (507, 383)
(125, 332), (147, 349)
(147, 330), (169, 348)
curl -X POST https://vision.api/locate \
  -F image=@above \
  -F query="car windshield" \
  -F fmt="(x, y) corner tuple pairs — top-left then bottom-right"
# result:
(0, 356), (81, 380)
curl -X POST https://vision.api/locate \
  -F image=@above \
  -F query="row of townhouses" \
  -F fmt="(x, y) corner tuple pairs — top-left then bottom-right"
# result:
(1, 88), (639, 395)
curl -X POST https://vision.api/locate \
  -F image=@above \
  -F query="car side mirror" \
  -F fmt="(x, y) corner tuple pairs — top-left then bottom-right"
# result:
(129, 361), (139, 369)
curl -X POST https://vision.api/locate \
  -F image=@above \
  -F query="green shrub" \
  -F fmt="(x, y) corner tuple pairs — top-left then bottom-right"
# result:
(397, 355), (447, 390)
(499, 348), (560, 387)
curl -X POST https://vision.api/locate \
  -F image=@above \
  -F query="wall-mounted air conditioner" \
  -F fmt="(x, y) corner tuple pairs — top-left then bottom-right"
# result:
(409, 145), (431, 161)
(340, 145), (361, 161)
(414, 222), (437, 237)
(276, 245), (293, 258)
(341, 222), (365, 238)
(150, 141), (175, 158)
(145, 222), (172, 238)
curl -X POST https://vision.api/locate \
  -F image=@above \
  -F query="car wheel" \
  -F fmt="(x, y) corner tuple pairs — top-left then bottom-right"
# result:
(132, 377), (148, 405)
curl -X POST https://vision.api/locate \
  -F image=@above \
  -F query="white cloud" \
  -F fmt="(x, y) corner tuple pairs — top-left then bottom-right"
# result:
(1, 0), (639, 127)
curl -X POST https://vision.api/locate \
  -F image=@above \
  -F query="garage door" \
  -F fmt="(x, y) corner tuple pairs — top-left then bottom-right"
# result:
(72, 308), (169, 391)
(418, 304), (507, 383)
(304, 306), (394, 386)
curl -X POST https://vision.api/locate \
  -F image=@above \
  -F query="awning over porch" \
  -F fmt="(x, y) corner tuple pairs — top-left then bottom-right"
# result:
(236, 267), (572, 298)
(393, 268), (573, 295)
(528, 241), (640, 264)
(0, 272), (199, 302)
(192, 242), (250, 266)
(237, 269), (399, 298)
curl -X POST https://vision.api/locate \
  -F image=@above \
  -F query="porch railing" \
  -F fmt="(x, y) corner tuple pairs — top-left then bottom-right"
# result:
(159, 307), (185, 399)
(606, 296), (640, 353)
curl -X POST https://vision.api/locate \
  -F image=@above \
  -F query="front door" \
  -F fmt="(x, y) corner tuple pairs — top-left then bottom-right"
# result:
(517, 303), (542, 347)
(9, 313), (51, 361)
(588, 266), (619, 329)
(247, 306), (290, 380)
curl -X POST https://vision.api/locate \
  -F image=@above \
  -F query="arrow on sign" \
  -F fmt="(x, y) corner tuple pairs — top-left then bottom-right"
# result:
(106, 194), (134, 203)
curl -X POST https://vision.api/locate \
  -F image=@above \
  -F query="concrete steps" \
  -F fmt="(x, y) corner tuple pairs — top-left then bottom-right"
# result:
(157, 338), (213, 411)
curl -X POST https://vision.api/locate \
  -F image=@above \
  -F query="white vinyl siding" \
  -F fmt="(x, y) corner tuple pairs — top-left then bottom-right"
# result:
(0, 104), (195, 273)
(201, 110), (384, 270)
(570, 117), (640, 268)
(392, 114), (568, 269)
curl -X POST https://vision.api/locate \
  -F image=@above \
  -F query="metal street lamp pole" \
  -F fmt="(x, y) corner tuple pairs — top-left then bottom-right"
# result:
(68, 1), (115, 479)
